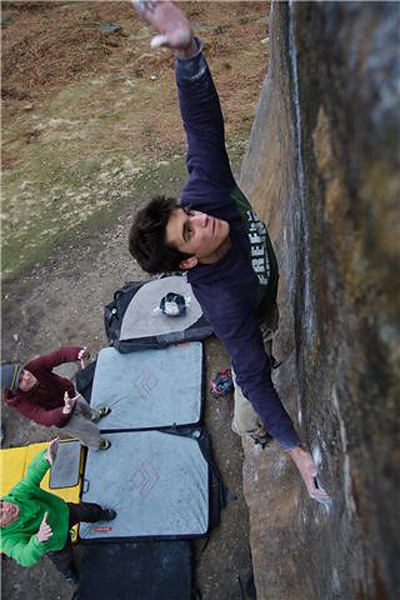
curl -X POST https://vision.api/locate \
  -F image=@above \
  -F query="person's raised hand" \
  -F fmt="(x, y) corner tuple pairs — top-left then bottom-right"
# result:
(78, 346), (90, 369)
(133, 1), (195, 53)
(62, 391), (78, 415)
(36, 512), (53, 543)
(45, 438), (59, 466)
(288, 446), (330, 504)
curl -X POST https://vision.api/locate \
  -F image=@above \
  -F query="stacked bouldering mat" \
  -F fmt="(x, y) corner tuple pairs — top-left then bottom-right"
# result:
(80, 430), (209, 540)
(89, 343), (204, 430)
(75, 275), (225, 600)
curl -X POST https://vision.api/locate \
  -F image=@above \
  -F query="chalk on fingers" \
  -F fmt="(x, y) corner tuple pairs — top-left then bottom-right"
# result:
(151, 34), (168, 48)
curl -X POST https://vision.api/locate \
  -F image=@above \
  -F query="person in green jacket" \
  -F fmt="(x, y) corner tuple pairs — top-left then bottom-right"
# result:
(0, 439), (116, 586)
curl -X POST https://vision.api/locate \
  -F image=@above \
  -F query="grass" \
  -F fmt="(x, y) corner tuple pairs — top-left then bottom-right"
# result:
(2, 141), (246, 286)
(2, 154), (177, 280)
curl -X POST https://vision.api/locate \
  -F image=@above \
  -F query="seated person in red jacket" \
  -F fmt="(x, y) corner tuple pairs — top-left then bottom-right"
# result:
(0, 438), (116, 586)
(2, 346), (111, 451)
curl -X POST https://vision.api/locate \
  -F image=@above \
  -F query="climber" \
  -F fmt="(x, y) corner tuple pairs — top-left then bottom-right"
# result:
(129, 0), (329, 503)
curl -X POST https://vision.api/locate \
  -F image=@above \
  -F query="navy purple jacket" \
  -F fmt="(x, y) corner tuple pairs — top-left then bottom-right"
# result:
(176, 41), (300, 450)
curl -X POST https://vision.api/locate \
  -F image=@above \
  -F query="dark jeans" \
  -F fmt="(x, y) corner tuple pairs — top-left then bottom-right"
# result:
(47, 502), (104, 575)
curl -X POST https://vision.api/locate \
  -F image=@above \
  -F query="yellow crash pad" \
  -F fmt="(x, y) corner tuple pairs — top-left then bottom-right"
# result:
(0, 446), (27, 494)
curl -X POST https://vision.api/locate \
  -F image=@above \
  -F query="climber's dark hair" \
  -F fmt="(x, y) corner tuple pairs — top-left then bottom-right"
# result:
(129, 195), (193, 275)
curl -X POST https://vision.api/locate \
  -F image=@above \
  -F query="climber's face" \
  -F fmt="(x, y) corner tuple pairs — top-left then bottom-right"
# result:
(166, 207), (230, 268)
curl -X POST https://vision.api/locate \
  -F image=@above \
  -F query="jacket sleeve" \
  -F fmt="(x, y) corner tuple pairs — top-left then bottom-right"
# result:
(12, 397), (71, 428)
(25, 347), (83, 373)
(1, 534), (46, 568)
(19, 450), (51, 488)
(176, 39), (236, 193)
(211, 304), (300, 450)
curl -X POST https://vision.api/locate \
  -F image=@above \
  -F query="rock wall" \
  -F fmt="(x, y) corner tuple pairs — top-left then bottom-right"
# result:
(239, 2), (399, 599)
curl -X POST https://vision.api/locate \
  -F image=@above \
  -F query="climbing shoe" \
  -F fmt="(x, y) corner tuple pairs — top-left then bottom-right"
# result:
(245, 574), (257, 599)
(99, 439), (112, 451)
(270, 355), (282, 370)
(64, 568), (79, 586)
(98, 406), (111, 418)
(253, 433), (273, 449)
(101, 508), (117, 521)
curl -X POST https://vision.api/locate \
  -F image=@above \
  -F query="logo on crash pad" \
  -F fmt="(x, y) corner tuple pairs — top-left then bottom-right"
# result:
(133, 459), (160, 498)
(134, 368), (159, 399)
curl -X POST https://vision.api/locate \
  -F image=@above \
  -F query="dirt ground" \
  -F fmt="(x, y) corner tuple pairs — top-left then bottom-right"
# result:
(1, 2), (270, 598)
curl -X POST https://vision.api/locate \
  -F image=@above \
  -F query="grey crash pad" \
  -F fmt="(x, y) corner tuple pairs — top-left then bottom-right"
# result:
(90, 343), (203, 430)
(80, 430), (209, 540)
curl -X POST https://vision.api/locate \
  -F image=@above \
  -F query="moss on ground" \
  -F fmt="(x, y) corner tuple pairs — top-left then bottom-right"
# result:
(2, 144), (246, 285)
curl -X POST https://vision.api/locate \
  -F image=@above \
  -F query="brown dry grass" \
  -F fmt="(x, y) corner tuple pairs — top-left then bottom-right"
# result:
(2, 1), (270, 133)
